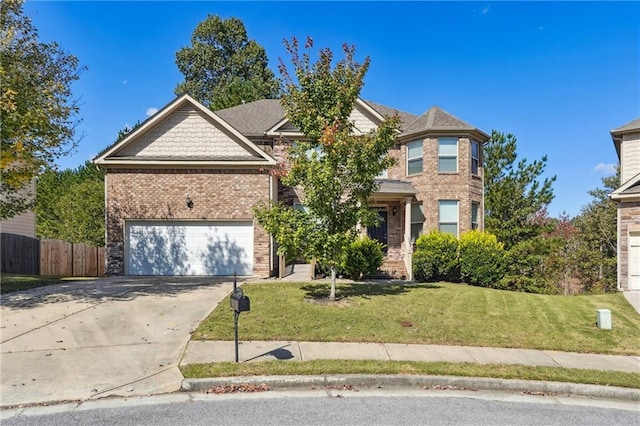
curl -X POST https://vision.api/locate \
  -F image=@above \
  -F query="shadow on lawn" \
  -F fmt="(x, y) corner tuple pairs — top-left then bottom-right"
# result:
(301, 282), (442, 300)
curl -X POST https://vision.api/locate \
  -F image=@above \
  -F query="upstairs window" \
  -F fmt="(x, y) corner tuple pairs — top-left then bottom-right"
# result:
(407, 140), (423, 175)
(411, 202), (425, 242)
(438, 138), (458, 172)
(471, 141), (480, 175)
(471, 202), (480, 230)
(439, 200), (459, 237)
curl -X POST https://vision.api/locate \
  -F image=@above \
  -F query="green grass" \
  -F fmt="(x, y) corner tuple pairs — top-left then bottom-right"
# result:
(0, 274), (93, 294)
(194, 281), (640, 355)
(180, 360), (640, 389)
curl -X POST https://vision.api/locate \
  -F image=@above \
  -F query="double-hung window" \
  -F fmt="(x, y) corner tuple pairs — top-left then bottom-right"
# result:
(407, 140), (423, 175)
(471, 202), (479, 230)
(471, 141), (480, 175)
(439, 200), (459, 236)
(411, 202), (424, 242)
(438, 138), (458, 172)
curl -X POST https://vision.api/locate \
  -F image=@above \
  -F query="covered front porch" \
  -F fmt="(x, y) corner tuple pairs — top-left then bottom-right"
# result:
(365, 180), (418, 280)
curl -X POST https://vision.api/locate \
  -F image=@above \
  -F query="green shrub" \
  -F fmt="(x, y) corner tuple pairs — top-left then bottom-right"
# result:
(413, 230), (460, 282)
(341, 236), (385, 280)
(501, 237), (558, 294)
(459, 230), (506, 287)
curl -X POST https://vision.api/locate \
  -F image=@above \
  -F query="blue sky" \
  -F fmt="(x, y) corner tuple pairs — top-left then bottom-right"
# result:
(25, 1), (640, 217)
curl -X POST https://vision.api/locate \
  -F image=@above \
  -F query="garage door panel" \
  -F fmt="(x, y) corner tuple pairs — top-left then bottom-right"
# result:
(126, 221), (253, 276)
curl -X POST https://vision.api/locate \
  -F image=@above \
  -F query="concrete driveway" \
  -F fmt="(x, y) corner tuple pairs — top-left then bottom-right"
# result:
(0, 277), (234, 407)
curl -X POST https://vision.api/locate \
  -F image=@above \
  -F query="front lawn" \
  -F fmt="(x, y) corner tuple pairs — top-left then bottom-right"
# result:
(194, 281), (640, 355)
(0, 274), (93, 294)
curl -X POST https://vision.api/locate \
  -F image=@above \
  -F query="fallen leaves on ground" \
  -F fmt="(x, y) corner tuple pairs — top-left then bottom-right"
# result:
(326, 384), (359, 391)
(423, 385), (477, 391)
(203, 383), (270, 394)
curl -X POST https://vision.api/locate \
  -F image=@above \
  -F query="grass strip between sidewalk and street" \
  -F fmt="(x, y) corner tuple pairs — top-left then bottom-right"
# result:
(180, 360), (640, 389)
(193, 281), (640, 355)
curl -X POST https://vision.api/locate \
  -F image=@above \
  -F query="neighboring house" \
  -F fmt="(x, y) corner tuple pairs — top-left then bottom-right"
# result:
(94, 95), (489, 278)
(610, 117), (640, 291)
(0, 178), (36, 238)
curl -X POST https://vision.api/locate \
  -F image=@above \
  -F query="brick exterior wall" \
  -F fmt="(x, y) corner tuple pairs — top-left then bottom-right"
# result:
(105, 168), (272, 276)
(267, 135), (484, 264)
(618, 201), (640, 291)
(388, 136), (483, 236)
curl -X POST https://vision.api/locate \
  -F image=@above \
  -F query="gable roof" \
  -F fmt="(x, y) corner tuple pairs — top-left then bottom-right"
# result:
(214, 98), (489, 142)
(262, 98), (387, 137)
(611, 117), (640, 158)
(611, 171), (640, 201)
(94, 95), (276, 168)
(611, 118), (640, 135)
(95, 96), (490, 167)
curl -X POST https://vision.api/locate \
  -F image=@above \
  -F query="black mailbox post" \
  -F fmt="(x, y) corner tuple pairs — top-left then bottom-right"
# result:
(230, 288), (250, 313)
(230, 273), (250, 362)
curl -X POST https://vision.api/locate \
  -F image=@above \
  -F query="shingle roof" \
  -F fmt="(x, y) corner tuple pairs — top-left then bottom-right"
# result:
(402, 106), (477, 135)
(214, 99), (285, 137)
(611, 118), (640, 135)
(362, 101), (419, 132)
(214, 99), (488, 140)
(375, 179), (417, 195)
(620, 182), (640, 195)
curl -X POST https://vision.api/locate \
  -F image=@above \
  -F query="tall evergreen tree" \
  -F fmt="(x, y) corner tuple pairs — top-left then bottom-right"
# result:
(175, 15), (279, 110)
(484, 130), (556, 249)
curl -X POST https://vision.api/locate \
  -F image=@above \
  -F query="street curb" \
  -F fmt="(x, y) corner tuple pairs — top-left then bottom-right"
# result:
(181, 375), (640, 402)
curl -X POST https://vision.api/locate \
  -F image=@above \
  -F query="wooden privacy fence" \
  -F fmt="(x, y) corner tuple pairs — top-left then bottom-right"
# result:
(40, 239), (105, 277)
(1, 233), (40, 275)
(0, 233), (105, 276)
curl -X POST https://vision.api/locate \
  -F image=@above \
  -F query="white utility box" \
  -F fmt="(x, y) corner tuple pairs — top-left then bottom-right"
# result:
(596, 309), (612, 330)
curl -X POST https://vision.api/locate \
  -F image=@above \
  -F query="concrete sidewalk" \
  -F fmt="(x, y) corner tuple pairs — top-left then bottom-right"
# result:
(181, 340), (640, 373)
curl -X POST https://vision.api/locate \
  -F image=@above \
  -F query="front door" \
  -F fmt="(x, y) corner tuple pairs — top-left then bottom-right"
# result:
(368, 209), (388, 253)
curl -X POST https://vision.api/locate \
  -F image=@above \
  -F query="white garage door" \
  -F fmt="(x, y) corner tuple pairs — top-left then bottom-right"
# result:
(125, 221), (253, 276)
(630, 234), (640, 290)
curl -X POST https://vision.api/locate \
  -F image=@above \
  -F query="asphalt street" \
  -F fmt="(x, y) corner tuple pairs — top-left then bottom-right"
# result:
(2, 390), (639, 425)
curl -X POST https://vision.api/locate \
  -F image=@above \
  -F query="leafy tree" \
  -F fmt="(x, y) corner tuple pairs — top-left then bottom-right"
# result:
(36, 161), (105, 246)
(1, 0), (85, 219)
(484, 130), (556, 249)
(55, 179), (105, 246)
(175, 15), (279, 110)
(572, 167), (619, 293)
(254, 37), (400, 300)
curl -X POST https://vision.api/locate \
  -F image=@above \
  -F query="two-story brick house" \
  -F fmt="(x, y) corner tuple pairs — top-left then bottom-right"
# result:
(610, 117), (640, 291)
(94, 95), (489, 278)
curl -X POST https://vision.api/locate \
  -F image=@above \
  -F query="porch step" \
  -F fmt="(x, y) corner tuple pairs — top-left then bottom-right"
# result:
(374, 259), (408, 280)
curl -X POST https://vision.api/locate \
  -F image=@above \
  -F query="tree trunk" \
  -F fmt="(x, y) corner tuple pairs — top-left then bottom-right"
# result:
(330, 265), (336, 301)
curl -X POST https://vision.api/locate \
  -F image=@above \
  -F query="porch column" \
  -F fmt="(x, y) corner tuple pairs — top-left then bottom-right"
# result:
(404, 196), (413, 281)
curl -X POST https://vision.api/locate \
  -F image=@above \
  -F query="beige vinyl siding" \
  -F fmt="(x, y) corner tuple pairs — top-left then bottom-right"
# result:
(0, 211), (36, 238)
(117, 104), (251, 158)
(621, 132), (640, 184)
